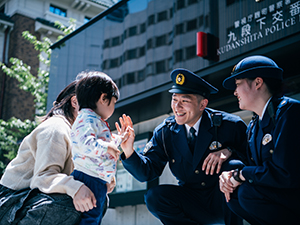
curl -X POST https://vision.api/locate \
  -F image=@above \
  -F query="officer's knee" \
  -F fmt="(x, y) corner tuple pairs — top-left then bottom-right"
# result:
(145, 186), (161, 213)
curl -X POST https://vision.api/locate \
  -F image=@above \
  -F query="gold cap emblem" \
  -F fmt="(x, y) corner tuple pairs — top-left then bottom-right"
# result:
(176, 73), (185, 85)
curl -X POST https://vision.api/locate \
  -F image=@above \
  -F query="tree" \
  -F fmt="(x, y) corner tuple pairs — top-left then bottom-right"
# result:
(0, 19), (76, 174)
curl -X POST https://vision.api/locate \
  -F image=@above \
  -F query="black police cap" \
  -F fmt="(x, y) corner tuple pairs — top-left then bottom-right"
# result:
(169, 68), (218, 99)
(223, 55), (283, 90)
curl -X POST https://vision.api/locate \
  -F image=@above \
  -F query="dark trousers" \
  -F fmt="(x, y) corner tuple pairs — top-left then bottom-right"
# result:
(144, 184), (243, 225)
(0, 184), (81, 225)
(228, 182), (299, 225)
(72, 170), (107, 225)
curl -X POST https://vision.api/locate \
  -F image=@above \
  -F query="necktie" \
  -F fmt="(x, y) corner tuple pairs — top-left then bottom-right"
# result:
(188, 127), (196, 154)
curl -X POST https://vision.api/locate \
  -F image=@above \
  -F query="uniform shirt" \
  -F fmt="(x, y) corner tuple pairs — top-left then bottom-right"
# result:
(0, 115), (83, 198)
(71, 108), (122, 183)
(185, 117), (201, 138)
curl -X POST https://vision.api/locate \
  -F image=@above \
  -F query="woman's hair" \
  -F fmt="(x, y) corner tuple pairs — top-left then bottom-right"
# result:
(43, 80), (77, 124)
(76, 71), (120, 111)
(246, 77), (283, 97)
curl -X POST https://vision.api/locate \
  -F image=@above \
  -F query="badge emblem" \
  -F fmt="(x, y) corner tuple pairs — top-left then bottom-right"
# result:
(176, 73), (185, 85)
(143, 141), (153, 155)
(262, 133), (272, 145)
(209, 141), (222, 151)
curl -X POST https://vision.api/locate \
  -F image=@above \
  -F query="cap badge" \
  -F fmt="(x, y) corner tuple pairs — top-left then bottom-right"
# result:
(209, 141), (222, 151)
(176, 73), (185, 85)
(262, 133), (272, 145)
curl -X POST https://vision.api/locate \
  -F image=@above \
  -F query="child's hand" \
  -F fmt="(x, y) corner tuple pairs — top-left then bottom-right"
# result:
(115, 114), (135, 159)
(106, 176), (116, 194)
(107, 143), (120, 161)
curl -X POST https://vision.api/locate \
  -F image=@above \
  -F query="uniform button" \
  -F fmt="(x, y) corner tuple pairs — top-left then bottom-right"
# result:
(171, 159), (175, 163)
(195, 170), (199, 174)
(249, 179), (253, 183)
(269, 149), (274, 154)
(251, 157), (254, 161)
(201, 182), (206, 186)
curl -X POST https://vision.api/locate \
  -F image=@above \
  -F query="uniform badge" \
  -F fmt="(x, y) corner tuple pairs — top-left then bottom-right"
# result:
(262, 133), (272, 145)
(209, 141), (222, 151)
(176, 73), (185, 85)
(143, 141), (153, 155)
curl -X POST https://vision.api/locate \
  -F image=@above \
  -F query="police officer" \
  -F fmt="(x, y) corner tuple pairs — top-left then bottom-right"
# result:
(219, 55), (300, 225)
(117, 68), (247, 225)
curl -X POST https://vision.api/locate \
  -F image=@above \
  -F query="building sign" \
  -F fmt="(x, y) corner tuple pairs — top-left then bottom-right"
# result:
(218, 0), (300, 56)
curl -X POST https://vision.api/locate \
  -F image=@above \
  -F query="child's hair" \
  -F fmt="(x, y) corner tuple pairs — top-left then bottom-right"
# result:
(76, 71), (120, 111)
(43, 80), (78, 124)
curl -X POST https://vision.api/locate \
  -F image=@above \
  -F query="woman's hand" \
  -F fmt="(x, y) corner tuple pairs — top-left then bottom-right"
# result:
(73, 185), (97, 212)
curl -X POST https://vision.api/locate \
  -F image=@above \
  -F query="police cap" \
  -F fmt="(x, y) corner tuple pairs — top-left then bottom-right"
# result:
(223, 55), (283, 90)
(169, 68), (218, 99)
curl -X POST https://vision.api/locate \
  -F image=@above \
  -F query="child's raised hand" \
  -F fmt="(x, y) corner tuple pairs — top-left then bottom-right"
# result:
(115, 114), (135, 159)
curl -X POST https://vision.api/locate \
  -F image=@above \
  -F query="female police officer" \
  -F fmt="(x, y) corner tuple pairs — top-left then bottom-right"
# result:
(117, 68), (247, 225)
(219, 55), (300, 225)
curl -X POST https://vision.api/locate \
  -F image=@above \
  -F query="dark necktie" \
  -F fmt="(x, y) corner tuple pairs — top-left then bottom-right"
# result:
(188, 127), (196, 154)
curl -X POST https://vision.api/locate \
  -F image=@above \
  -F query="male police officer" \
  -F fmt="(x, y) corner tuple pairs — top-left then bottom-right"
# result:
(118, 68), (247, 225)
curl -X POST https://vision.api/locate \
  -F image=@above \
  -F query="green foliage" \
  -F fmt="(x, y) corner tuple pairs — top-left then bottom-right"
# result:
(0, 19), (76, 174)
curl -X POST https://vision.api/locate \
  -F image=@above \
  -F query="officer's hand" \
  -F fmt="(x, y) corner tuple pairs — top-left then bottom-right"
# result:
(73, 185), (97, 212)
(202, 148), (232, 175)
(116, 114), (135, 159)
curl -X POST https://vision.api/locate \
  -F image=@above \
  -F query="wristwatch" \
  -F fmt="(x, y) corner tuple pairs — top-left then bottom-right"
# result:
(233, 168), (245, 183)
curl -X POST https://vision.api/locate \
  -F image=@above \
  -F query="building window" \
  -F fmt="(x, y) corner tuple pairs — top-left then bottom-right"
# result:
(146, 63), (154, 75)
(84, 17), (91, 23)
(112, 37), (120, 47)
(157, 10), (168, 22)
(156, 60), (166, 74)
(110, 58), (119, 68)
(177, 0), (185, 10)
(199, 15), (204, 27)
(168, 58), (173, 70)
(186, 19), (197, 32)
(188, 0), (198, 5)
(169, 8), (173, 18)
(147, 38), (153, 49)
(175, 23), (184, 35)
(205, 15), (209, 27)
(49, 4), (67, 17)
(127, 49), (137, 60)
(175, 49), (183, 63)
(139, 46), (146, 57)
(128, 26), (137, 37)
(125, 72), (135, 85)
(186, 45), (196, 60)
(156, 35), (166, 47)
(148, 14), (155, 26)
(103, 39), (110, 49)
(168, 31), (173, 45)
(140, 23), (146, 34)
(138, 69), (145, 82)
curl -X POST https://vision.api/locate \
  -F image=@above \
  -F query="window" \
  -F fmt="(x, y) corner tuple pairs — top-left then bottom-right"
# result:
(177, 0), (185, 10)
(103, 39), (110, 49)
(186, 45), (196, 60)
(175, 23), (184, 35)
(168, 58), (173, 70)
(125, 72), (135, 85)
(205, 15), (209, 27)
(156, 60), (166, 74)
(175, 49), (183, 63)
(157, 11), (168, 22)
(140, 23), (146, 34)
(84, 17), (91, 23)
(156, 35), (166, 47)
(139, 46), (146, 57)
(138, 69), (145, 81)
(128, 26), (137, 37)
(127, 49), (137, 60)
(112, 37), (120, 47)
(49, 4), (66, 17)
(169, 8), (173, 18)
(110, 58), (119, 68)
(187, 19), (197, 32)
(199, 15), (204, 27)
(147, 38), (153, 49)
(146, 63), (154, 75)
(148, 14), (155, 26)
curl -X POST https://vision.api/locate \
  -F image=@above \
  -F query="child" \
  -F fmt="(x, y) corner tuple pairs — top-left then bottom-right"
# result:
(71, 71), (127, 224)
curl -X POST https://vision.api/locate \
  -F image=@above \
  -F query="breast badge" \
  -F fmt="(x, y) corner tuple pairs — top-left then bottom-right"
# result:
(262, 133), (272, 145)
(209, 141), (222, 151)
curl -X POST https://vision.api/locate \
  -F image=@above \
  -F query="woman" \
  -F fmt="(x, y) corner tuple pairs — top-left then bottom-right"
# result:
(219, 55), (300, 225)
(0, 80), (104, 224)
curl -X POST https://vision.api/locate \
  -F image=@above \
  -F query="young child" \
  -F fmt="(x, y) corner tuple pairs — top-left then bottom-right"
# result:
(71, 71), (127, 224)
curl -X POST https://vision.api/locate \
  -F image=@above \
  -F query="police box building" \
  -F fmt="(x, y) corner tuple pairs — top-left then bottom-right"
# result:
(48, 0), (300, 224)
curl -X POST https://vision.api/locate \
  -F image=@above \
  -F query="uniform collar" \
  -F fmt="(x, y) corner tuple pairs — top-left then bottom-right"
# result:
(260, 97), (272, 121)
(184, 116), (202, 137)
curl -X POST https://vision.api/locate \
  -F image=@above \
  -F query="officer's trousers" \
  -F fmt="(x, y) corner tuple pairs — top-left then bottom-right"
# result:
(145, 184), (243, 225)
(228, 182), (299, 225)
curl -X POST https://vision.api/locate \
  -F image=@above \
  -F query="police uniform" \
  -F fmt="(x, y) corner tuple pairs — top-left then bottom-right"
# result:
(121, 69), (247, 225)
(223, 56), (300, 225)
